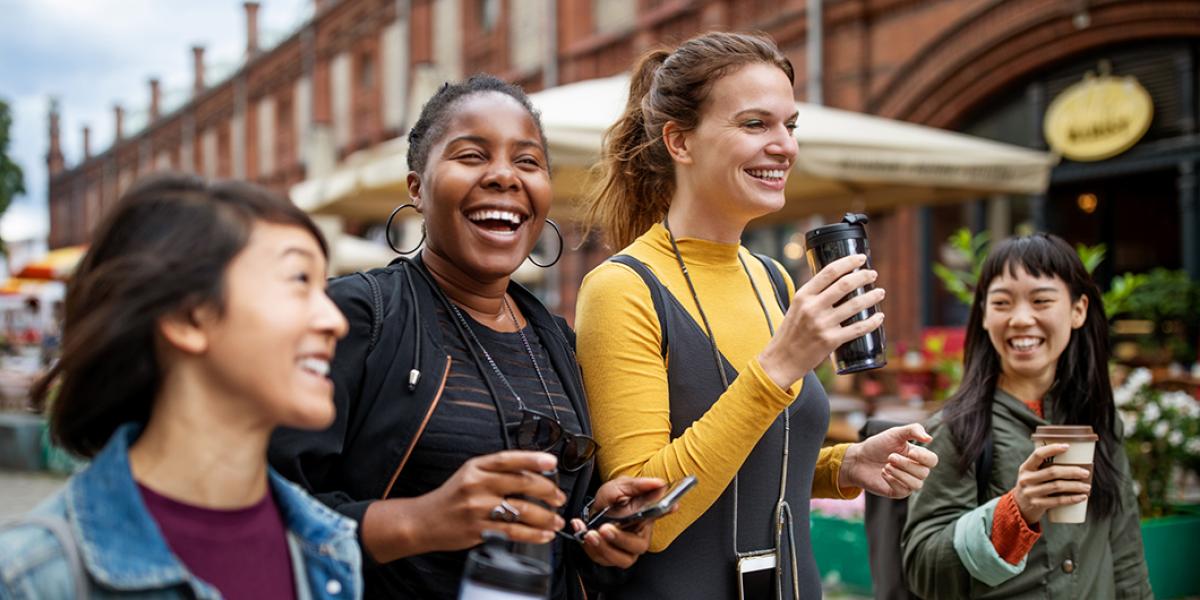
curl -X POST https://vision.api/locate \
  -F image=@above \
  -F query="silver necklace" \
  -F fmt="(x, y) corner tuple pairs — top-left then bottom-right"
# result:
(445, 296), (559, 420)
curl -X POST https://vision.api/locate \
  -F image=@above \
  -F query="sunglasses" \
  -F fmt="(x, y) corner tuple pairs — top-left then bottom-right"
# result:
(509, 408), (599, 472)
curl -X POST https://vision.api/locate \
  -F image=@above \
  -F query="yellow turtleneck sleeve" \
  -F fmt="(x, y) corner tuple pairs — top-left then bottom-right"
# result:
(575, 224), (859, 552)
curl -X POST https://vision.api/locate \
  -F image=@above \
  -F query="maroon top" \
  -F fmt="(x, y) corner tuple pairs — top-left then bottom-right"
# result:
(138, 482), (297, 600)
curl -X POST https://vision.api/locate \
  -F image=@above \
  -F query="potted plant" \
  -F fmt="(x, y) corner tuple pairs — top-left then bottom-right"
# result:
(1113, 367), (1200, 597)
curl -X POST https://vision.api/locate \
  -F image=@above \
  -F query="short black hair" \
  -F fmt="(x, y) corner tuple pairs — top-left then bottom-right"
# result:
(405, 74), (547, 175)
(36, 172), (327, 458)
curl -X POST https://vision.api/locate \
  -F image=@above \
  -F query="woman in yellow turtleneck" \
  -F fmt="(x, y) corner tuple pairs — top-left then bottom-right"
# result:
(574, 33), (939, 599)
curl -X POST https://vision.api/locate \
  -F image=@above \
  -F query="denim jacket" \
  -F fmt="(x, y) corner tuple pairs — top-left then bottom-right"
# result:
(0, 423), (363, 599)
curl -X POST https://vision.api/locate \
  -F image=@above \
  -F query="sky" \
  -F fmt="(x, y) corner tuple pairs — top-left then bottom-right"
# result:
(0, 0), (311, 243)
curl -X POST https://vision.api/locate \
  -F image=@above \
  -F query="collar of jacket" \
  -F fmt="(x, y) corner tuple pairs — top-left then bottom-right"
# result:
(993, 387), (1054, 430)
(399, 255), (593, 440)
(65, 422), (358, 592)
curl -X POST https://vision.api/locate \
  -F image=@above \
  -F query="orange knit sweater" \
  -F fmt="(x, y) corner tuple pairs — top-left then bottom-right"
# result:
(990, 397), (1044, 564)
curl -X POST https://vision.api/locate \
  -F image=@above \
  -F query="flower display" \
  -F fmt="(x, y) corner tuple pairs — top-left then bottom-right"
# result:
(1113, 368), (1200, 517)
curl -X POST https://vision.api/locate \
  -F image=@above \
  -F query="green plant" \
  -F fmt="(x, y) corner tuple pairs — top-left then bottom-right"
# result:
(1075, 242), (1106, 275)
(1120, 269), (1200, 363)
(921, 332), (963, 401)
(0, 99), (24, 257)
(932, 228), (989, 306)
(1114, 368), (1200, 517)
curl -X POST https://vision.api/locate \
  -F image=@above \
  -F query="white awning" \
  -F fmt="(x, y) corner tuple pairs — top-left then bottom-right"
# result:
(292, 74), (1058, 222)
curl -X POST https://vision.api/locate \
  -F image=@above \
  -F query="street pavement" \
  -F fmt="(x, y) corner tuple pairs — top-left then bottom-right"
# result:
(0, 469), (66, 518)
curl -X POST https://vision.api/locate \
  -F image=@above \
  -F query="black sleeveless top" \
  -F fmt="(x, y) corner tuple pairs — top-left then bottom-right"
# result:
(608, 255), (829, 600)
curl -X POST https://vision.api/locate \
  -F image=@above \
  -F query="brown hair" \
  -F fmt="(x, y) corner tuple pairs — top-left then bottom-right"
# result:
(581, 32), (794, 249)
(35, 173), (327, 458)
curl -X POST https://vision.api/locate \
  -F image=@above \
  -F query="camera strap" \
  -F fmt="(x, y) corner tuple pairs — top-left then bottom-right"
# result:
(663, 219), (799, 600)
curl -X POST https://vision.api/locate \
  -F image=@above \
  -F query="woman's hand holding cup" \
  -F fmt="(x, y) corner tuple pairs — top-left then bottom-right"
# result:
(1012, 443), (1091, 526)
(363, 450), (567, 562)
(758, 254), (886, 389)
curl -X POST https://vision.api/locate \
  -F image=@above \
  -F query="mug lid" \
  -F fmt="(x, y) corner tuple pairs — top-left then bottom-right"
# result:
(804, 213), (870, 247)
(1032, 425), (1098, 442)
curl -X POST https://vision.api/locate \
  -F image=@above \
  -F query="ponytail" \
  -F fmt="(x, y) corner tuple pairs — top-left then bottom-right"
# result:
(581, 49), (673, 250)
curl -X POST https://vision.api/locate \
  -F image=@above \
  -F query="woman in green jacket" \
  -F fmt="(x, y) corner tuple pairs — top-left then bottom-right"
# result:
(902, 233), (1151, 599)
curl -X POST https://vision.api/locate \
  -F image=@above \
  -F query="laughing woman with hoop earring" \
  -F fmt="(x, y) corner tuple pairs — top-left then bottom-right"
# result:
(269, 75), (661, 600)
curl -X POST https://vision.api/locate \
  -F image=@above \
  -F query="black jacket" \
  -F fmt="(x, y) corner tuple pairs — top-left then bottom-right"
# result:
(270, 256), (615, 599)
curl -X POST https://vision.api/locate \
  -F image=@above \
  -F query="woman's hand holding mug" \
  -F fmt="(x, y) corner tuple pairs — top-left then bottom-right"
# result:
(758, 254), (886, 389)
(1012, 443), (1091, 526)
(363, 450), (566, 562)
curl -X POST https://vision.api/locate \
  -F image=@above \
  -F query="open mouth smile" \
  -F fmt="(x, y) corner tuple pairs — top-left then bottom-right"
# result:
(465, 208), (529, 236)
(1007, 336), (1044, 353)
(745, 167), (788, 190)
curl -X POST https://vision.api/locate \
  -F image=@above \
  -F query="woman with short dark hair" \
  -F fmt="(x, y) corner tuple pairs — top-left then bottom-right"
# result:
(269, 75), (660, 599)
(0, 173), (360, 599)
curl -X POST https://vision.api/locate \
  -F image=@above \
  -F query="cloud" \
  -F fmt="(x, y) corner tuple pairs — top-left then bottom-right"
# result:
(1, 0), (311, 242)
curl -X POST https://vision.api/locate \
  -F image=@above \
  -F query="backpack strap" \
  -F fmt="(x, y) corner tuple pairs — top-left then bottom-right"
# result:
(751, 252), (791, 312)
(608, 255), (669, 359)
(353, 271), (384, 355)
(0, 515), (90, 599)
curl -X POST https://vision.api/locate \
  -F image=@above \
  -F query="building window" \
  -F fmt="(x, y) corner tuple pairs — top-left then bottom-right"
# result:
(477, 0), (500, 33)
(354, 50), (378, 147)
(276, 95), (294, 173)
(358, 52), (375, 90)
(411, 0), (433, 63)
(593, 0), (636, 34)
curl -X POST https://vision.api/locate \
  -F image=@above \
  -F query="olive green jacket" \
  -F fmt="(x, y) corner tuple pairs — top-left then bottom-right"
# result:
(901, 389), (1152, 600)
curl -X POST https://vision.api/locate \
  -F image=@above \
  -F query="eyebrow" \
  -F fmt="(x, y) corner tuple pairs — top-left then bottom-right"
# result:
(987, 286), (1062, 295)
(445, 135), (545, 152)
(732, 109), (800, 121)
(280, 247), (318, 262)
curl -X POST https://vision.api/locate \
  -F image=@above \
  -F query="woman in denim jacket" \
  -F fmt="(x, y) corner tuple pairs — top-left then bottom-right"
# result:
(0, 174), (361, 599)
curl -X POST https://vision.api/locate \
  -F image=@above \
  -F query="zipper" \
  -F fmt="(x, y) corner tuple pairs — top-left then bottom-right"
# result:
(381, 354), (452, 499)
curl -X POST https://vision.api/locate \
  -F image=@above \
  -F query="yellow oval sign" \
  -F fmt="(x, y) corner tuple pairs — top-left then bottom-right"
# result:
(1043, 74), (1153, 162)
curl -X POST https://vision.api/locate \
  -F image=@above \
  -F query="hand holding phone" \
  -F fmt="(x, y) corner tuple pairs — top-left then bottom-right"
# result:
(586, 475), (697, 532)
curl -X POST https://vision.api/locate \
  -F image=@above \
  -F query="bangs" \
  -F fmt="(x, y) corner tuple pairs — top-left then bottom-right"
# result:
(978, 234), (1083, 292)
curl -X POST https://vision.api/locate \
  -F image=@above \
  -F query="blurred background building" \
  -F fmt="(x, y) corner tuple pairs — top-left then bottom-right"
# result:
(42, 0), (1200, 350)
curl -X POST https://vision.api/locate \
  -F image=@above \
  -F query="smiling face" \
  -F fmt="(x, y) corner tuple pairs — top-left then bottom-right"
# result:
(982, 264), (1089, 392)
(195, 222), (348, 430)
(674, 62), (798, 222)
(408, 91), (552, 282)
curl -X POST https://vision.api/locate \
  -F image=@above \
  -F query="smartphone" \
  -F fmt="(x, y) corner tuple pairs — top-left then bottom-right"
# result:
(588, 475), (697, 531)
(736, 550), (776, 600)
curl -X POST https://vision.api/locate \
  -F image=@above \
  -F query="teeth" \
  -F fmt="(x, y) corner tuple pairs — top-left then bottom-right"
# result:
(299, 357), (330, 377)
(747, 169), (786, 180)
(1010, 337), (1042, 350)
(466, 209), (523, 225)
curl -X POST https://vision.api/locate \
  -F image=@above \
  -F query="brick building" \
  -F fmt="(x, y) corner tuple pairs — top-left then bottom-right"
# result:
(45, 0), (1200, 348)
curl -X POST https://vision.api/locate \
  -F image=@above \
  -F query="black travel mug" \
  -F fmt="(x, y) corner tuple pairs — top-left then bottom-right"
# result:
(804, 213), (887, 374)
(459, 531), (551, 600)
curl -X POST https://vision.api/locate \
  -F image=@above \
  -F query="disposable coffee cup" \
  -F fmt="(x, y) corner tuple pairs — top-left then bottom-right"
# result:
(804, 213), (887, 374)
(1031, 425), (1099, 524)
(459, 532), (551, 600)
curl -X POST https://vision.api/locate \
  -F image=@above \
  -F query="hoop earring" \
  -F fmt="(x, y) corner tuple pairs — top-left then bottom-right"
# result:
(385, 203), (426, 255)
(528, 218), (563, 268)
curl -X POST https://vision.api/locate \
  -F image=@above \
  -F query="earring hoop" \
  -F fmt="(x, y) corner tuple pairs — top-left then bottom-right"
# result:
(385, 203), (425, 255)
(528, 218), (563, 268)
